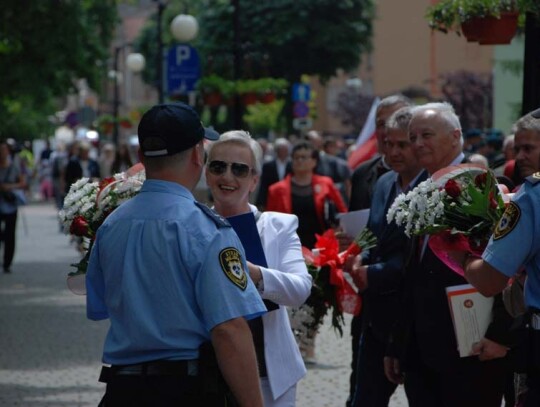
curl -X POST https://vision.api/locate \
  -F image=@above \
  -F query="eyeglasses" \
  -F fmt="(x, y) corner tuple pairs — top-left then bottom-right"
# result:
(207, 160), (253, 178)
(292, 154), (312, 162)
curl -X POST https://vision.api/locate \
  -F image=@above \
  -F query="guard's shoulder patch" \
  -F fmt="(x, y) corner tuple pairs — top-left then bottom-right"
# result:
(526, 172), (540, 185)
(219, 247), (247, 290)
(195, 202), (231, 228)
(493, 201), (521, 240)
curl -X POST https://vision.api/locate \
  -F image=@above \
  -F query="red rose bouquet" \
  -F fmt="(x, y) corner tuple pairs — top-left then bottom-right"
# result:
(387, 164), (509, 275)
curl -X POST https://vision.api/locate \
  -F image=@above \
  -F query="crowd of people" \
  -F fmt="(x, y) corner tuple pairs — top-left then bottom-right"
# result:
(4, 96), (540, 406)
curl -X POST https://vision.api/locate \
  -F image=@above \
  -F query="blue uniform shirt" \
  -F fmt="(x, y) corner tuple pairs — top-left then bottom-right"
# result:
(483, 176), (540, 309)
(86, 179), (266, 365)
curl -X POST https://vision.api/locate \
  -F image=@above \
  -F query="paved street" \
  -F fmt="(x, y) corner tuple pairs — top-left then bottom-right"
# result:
(0, 203), (407, 406)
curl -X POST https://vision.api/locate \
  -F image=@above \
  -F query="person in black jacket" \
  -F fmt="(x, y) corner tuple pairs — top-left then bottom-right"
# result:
(345, 94), (412, 406)
(385, 102), (512, 407)
(255, 138), (292, 209)
(64, 141), (100, 193)
(347, 107), (426, 406)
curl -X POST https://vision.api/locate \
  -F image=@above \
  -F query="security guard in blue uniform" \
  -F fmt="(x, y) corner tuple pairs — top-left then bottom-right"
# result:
(86, 102), (266, 407)
(458, 107), (540, 407)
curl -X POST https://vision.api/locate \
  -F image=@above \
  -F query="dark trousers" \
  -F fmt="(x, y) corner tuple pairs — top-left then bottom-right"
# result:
(352, 328), (397, 407)
(0, 211), (17, 269)
(404, 355), (506, 407)
(100, 375), (207, 407)
(347, 314), (362, 407)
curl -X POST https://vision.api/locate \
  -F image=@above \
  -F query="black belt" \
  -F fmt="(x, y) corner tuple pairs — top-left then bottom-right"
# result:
(99, 360), (198, 383)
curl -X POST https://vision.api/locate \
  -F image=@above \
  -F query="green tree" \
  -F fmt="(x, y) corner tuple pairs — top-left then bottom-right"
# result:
(134, 0), (374, 130)
(197, 0), (374, 83)
(0, 0), (118, 140)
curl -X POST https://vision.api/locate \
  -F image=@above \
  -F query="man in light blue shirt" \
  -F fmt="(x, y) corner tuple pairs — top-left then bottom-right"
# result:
(87, 102), (266, 406)
(460, 108), (540, 407)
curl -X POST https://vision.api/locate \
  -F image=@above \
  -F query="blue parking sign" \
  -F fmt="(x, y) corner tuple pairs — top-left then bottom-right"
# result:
(167, 45), (200, 95)
(292, 83), (311, 102)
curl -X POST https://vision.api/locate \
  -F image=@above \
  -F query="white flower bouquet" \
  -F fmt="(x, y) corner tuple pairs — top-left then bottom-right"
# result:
(386, 164), (508, 275)
(60, 164), (145, 276)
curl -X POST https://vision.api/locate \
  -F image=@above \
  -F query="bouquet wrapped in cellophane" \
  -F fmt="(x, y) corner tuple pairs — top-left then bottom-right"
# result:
(59, 164), (145, 280)
(386, 164), (509, 275)
(288, 228), (376, 347)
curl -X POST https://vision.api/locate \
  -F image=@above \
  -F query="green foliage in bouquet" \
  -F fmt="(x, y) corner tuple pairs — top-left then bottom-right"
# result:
(304, 264), (346, 337)
(387, 167), (506, 246)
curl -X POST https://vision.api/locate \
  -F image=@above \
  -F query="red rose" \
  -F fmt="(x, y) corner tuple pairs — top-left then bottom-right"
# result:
(444, 179), (461, 198)
(99, 177), (116, 192)
(475, 173), (487, 188)
(70, 215), (90, 237)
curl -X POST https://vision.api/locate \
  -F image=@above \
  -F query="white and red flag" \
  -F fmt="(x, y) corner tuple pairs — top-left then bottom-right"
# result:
(347, 97), (380, 170)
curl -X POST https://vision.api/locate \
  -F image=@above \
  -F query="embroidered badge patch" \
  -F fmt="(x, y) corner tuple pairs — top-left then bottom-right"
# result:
(494, 202), (521, 240)
(219, 248), (247, 290)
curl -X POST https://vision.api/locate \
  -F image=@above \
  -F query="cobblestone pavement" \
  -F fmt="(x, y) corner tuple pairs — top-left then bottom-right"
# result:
(296, 315), (407, 407)
(0, 203), (408, 406)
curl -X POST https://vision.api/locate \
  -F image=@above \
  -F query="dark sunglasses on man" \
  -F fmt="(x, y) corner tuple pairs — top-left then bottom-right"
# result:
(207, 160), (253, 178)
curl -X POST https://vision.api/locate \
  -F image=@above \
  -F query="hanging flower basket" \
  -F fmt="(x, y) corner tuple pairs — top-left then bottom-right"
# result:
(259, 92), (276, 104)
(241, 92), (259, 106)
(203, 92), (223, 107)
(119, 117), (133, 129)
(477, 12), (519, 45)
(460, 18), (483, 42)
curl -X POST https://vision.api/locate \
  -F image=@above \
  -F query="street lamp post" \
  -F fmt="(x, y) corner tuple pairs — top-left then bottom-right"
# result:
(112, 47), (145, 146)
(154, 1), (198, 104)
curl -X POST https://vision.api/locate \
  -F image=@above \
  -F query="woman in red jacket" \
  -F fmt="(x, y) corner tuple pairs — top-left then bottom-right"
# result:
(267, 141), (347, 249)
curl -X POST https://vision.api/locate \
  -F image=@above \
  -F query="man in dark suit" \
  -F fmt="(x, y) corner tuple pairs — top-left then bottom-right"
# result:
(348, 106), (426, 406)
(346, 94), (413, 406)
(384, 102), (512, 407)
(255, 138), (291, 209)
(348, 95), (412, 211)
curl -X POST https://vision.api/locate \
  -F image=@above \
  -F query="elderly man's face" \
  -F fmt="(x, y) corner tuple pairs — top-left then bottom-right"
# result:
(409, 110), (460, 174)
(514, 129), (540, 177)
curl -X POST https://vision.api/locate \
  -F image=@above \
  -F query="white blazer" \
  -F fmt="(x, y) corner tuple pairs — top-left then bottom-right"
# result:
(250, 204), (313, 400)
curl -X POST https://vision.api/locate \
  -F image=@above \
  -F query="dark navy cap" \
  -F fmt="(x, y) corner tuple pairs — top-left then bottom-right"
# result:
(531, 107), (540, 119)
(138, 103), (219, 157)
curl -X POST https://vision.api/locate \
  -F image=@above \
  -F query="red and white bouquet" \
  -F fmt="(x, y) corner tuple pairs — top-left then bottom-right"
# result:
(59, 164), (145, 277)
(289, 228), (376, 344)
(387, 164), (508, 275)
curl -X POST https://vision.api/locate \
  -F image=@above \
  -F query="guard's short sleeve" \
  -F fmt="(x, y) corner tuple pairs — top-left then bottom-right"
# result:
(483, 187), (535, 278)
(194, 229), (266, 331)
(86, 233), (109, 320)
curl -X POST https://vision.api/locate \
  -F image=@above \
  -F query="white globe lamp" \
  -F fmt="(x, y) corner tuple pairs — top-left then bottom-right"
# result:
(126, 53), (146, 73)
(170, 14), (199, 43)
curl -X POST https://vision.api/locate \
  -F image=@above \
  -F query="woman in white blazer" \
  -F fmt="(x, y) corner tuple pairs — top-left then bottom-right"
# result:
(205, 130), (312, 406)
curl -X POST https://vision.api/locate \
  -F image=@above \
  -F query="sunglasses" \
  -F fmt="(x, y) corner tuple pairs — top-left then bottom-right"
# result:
(207, 160), (253, 178)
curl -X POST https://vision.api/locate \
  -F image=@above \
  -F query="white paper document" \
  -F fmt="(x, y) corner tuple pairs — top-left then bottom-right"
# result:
(338, 209), (370, 238)
(446, 284), (493, 358)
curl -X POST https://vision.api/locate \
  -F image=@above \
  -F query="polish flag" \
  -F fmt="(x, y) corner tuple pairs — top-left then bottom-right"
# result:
(348, 97), (380, 170)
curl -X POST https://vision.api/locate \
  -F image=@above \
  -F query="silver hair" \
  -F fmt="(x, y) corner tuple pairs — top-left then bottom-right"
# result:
(377, 94), (413, 113)
(411, 102), (462, 131)
(512, 113), (540, 135)
(274, 137), (291, 152)
(386, 106), (413, 132)
(207, 130), (263, 175)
